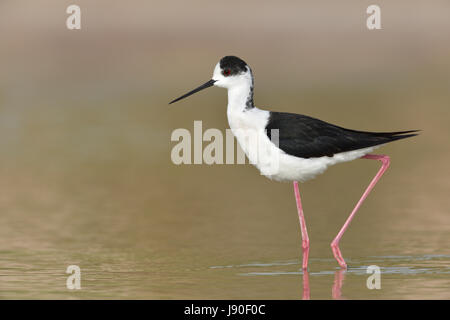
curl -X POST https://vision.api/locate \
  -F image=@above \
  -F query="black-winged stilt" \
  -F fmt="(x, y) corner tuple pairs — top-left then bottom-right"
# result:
(169, 56), (418, 269)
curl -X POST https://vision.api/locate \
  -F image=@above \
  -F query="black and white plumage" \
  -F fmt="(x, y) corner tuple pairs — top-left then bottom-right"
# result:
(170, 56), (418, 182)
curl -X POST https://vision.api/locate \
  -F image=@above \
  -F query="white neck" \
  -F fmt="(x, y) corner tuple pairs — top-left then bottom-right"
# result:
(227, 82), (254, 115)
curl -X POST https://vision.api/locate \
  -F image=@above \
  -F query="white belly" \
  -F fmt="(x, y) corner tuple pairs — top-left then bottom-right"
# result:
(227, 108), (375, 182)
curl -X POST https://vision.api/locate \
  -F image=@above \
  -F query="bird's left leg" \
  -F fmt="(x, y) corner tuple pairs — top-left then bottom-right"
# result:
(331, 154), (390, 269)
(293, 181), (310, 270)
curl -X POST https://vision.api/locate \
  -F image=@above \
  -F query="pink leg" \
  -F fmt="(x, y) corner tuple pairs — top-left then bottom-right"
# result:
(331, 154), (390, 269)
(293, 181), (310, 270)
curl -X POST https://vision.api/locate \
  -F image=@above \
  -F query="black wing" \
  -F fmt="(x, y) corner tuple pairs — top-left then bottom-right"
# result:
(266, 112), (418, 158)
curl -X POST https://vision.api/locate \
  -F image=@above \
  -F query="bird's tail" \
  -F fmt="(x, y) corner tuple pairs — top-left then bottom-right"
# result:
(375, 129), (420, 136)
(373, 129), (420, 143)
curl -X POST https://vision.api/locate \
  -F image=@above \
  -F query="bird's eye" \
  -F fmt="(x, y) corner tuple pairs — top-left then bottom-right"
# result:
(223, 69), (231, 76)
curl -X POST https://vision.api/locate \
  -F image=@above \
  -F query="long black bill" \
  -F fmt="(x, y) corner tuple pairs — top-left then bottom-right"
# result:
(169, 79), (216, 104)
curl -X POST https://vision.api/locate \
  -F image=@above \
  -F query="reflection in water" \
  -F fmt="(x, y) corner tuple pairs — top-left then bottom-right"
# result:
(331, 270), (346, 300)
(224, 254), (450, 299)
(302, 271), (310, 300)
(302, 270), (346, 300)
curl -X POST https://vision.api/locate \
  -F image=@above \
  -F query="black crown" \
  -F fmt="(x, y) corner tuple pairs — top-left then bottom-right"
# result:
(219, 56), (248, 75)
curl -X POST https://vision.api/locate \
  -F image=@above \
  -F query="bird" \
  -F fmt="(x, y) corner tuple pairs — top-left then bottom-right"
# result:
(169, 56), (418, 270)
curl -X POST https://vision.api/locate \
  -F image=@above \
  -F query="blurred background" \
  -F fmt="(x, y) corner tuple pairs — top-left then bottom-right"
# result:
(0, 0), (448, 299)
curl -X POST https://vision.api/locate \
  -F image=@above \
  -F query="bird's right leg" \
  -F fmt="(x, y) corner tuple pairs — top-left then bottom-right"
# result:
(293, 181), (310, 270)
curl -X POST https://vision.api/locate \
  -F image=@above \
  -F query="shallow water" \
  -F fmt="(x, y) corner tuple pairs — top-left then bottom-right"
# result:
(0, 92), (448, 299)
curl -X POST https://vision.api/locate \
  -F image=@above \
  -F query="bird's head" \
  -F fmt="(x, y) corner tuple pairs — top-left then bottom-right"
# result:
(169, 56), (252, 104)
(212, 56), (252, 89)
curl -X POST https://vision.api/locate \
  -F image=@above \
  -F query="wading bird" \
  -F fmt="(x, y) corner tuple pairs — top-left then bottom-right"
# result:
(169, 56), (418, 269)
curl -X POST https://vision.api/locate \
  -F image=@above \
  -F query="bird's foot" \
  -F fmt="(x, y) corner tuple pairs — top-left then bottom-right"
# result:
(331, 241), (347, 269)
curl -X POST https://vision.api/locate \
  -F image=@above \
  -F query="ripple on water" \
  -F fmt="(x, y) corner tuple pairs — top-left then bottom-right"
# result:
(209, 254), (450, 276)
